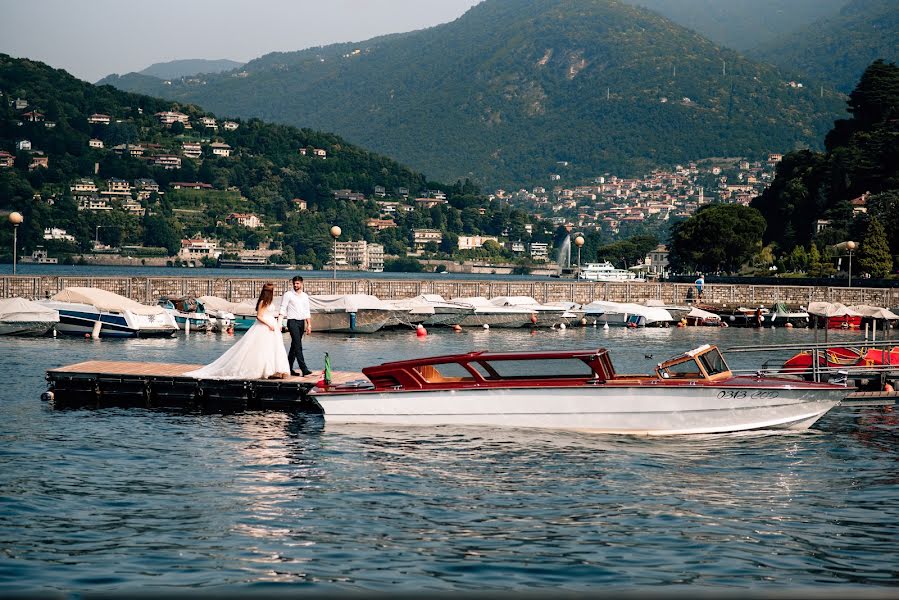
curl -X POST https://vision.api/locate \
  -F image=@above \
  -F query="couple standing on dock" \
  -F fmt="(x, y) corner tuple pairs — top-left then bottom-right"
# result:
(186, 276), (313, 380)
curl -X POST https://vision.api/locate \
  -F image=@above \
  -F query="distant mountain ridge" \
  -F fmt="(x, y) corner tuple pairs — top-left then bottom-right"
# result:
(136, 58), (245, 81)
(752, 0), (899, 93)
(99, 0), (845, 188)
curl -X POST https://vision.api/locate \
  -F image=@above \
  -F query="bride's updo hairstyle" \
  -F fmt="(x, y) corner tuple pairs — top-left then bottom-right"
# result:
(256, 282), (275, 311)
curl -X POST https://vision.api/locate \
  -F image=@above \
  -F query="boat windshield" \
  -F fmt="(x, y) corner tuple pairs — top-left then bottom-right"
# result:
(698, 348), (729, 376)
(659, 359), (703, 379)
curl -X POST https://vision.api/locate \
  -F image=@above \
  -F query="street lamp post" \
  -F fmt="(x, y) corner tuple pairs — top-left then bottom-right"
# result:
(329, 225), (341, 280)
(574, 235), (585, 276)
(8, 212), (23, 275)
(835, 241), (857, 288)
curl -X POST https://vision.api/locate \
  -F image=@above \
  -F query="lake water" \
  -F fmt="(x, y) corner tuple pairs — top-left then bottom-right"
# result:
(1, 326), (898, 594)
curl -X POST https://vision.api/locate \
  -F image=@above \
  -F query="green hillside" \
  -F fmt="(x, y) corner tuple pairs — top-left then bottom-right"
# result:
(98, 0), (845, 189)
(624, 0), (846, 52)
(752, 0), (899, 94)
(2, 54), (532, 267)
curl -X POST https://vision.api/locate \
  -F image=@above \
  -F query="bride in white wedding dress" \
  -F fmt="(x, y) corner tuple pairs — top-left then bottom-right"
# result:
(186, 282), (290, 380)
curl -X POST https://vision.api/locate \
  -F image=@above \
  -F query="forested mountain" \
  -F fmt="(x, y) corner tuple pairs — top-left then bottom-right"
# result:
(98, 0), (844, 188)
(750, 60), (899, 273)
(623, 0), (846, 52)
(2, 54), (538, 268)
(752, 0), (899, 94)
(135, 59), (246, 81)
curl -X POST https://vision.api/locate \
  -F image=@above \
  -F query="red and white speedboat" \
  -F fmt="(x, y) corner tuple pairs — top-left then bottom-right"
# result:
(311, 344), (847, 435)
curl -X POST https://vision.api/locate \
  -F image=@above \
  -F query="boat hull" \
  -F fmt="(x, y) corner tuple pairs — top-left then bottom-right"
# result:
(0, 321), (55, 336)
(314, 385), (844, 435)
(47, 306), (176, 338)
(457, 312), (533, 328)
(310, 309), (395, 333)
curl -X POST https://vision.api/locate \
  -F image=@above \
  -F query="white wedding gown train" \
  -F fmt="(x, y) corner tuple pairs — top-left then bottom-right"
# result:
(186, 310), (290, 379)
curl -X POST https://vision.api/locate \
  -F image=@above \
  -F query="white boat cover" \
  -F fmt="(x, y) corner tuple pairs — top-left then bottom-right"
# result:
(451, 297), (534, 312)
(383, 296), (436, 315)
(583, 300), (674, 323)
(198, 295), (256, 316)
(51, 287), (166, 316)
(309, 294), (392, 312)
(0, 297), (59, 322)
(686, 307), (721, 321)
(848, 305), (899, 320)
(489, 296), (563, 311)
(807, 302), (862, 318)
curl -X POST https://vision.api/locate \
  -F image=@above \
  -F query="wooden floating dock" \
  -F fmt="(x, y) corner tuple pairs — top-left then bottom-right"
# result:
(45, 360), (366, 411)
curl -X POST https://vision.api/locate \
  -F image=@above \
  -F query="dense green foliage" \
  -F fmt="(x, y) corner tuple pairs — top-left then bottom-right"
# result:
(99, 0), (844, 188)
(857, 219), (892, 278)
(753, 0), (899, 94)
(668, 204), (767, 273)
(625, 0), (845, 52)
(0, 55), (554, 267)
(750, 60), (899, 268)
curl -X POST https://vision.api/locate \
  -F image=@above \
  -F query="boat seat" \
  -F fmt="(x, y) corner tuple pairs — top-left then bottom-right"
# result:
(416, 365), (472, 383)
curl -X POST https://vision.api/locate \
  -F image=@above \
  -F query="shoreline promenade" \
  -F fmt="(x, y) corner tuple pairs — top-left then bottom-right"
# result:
(2, 275), (897, 308)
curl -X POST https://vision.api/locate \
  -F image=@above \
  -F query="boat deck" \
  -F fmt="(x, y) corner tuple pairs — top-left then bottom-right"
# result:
(46, 360), (366, 411)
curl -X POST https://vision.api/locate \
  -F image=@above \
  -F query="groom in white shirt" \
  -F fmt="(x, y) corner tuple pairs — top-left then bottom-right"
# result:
(279, 275), (313, 376)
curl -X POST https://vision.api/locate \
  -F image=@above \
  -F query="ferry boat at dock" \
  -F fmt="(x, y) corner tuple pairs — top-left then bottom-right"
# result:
(577, 261), (638, 282)
(310, 344), (847, 435)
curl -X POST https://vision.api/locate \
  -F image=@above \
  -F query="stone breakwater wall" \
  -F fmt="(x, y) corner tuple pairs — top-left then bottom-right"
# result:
(3, 275), (898, 308)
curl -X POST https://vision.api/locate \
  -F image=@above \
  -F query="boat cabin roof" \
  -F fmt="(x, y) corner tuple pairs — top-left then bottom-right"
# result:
(356, 345), (732, 391)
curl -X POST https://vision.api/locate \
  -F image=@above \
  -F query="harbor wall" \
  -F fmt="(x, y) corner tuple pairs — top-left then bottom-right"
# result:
(2, 275), (898, 308)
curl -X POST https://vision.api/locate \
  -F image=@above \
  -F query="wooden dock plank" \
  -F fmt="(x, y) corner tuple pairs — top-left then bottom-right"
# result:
(47, 360), (365, 384)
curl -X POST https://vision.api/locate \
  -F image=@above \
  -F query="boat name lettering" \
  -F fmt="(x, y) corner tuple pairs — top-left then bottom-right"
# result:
(750, 390), (779, 399)
(717, 390), (747, 399)
(716, 390), (780, 399)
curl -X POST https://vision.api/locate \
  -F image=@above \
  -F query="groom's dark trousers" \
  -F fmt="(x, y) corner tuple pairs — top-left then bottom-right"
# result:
(286, 318), (310, 374)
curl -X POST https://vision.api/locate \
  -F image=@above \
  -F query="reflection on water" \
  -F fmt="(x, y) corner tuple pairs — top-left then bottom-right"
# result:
(1, 327), (897, 592)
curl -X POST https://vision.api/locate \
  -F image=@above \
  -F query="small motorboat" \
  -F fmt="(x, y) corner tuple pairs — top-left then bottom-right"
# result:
(489, 296), (570, 327)
(807, 302), (863, 329)
(309, 294), (406, 333)
(0, 297), (59, 336)
(450, 297), (536, 328)
(582, 300), (674, 327)
(782, 345), (899, 378)
(310, 344), (847, 435)
(714, 306), (770, 327)
(158, 296), (213, 332)
(847, 305), (899, 329)
(382, 294), (475, 328)
(38, 287), (177, 338)
(768, 302), (810, 328)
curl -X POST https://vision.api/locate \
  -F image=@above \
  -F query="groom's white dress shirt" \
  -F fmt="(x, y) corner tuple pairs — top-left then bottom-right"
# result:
(280, 290), (311, 320)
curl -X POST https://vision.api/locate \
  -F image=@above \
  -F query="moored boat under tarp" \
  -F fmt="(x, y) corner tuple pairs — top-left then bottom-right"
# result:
(199, 295), (253, 330)
(768, 302), (809, 327)
(0, 297), (59, 336)
(450, 296), (535, 328)
(847, 305), (899, 329)
(684, 306), (722, 326)
(807, 302), (863, 329)
(39, 287), (177, 337)
(309, 294), (404, 333)
(582, 300), (674, 327)
(489, 296), (569, 327)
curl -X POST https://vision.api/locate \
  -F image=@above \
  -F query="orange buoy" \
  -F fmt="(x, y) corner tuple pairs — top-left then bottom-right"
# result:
(530, 314), (538, 325)
(416, 324), (427, 337)
(885, 382), (895, 392)
(452, 324), (462, 332)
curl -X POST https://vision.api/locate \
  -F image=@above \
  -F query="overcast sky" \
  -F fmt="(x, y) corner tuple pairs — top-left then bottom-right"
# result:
(2, 0), (482, 83)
